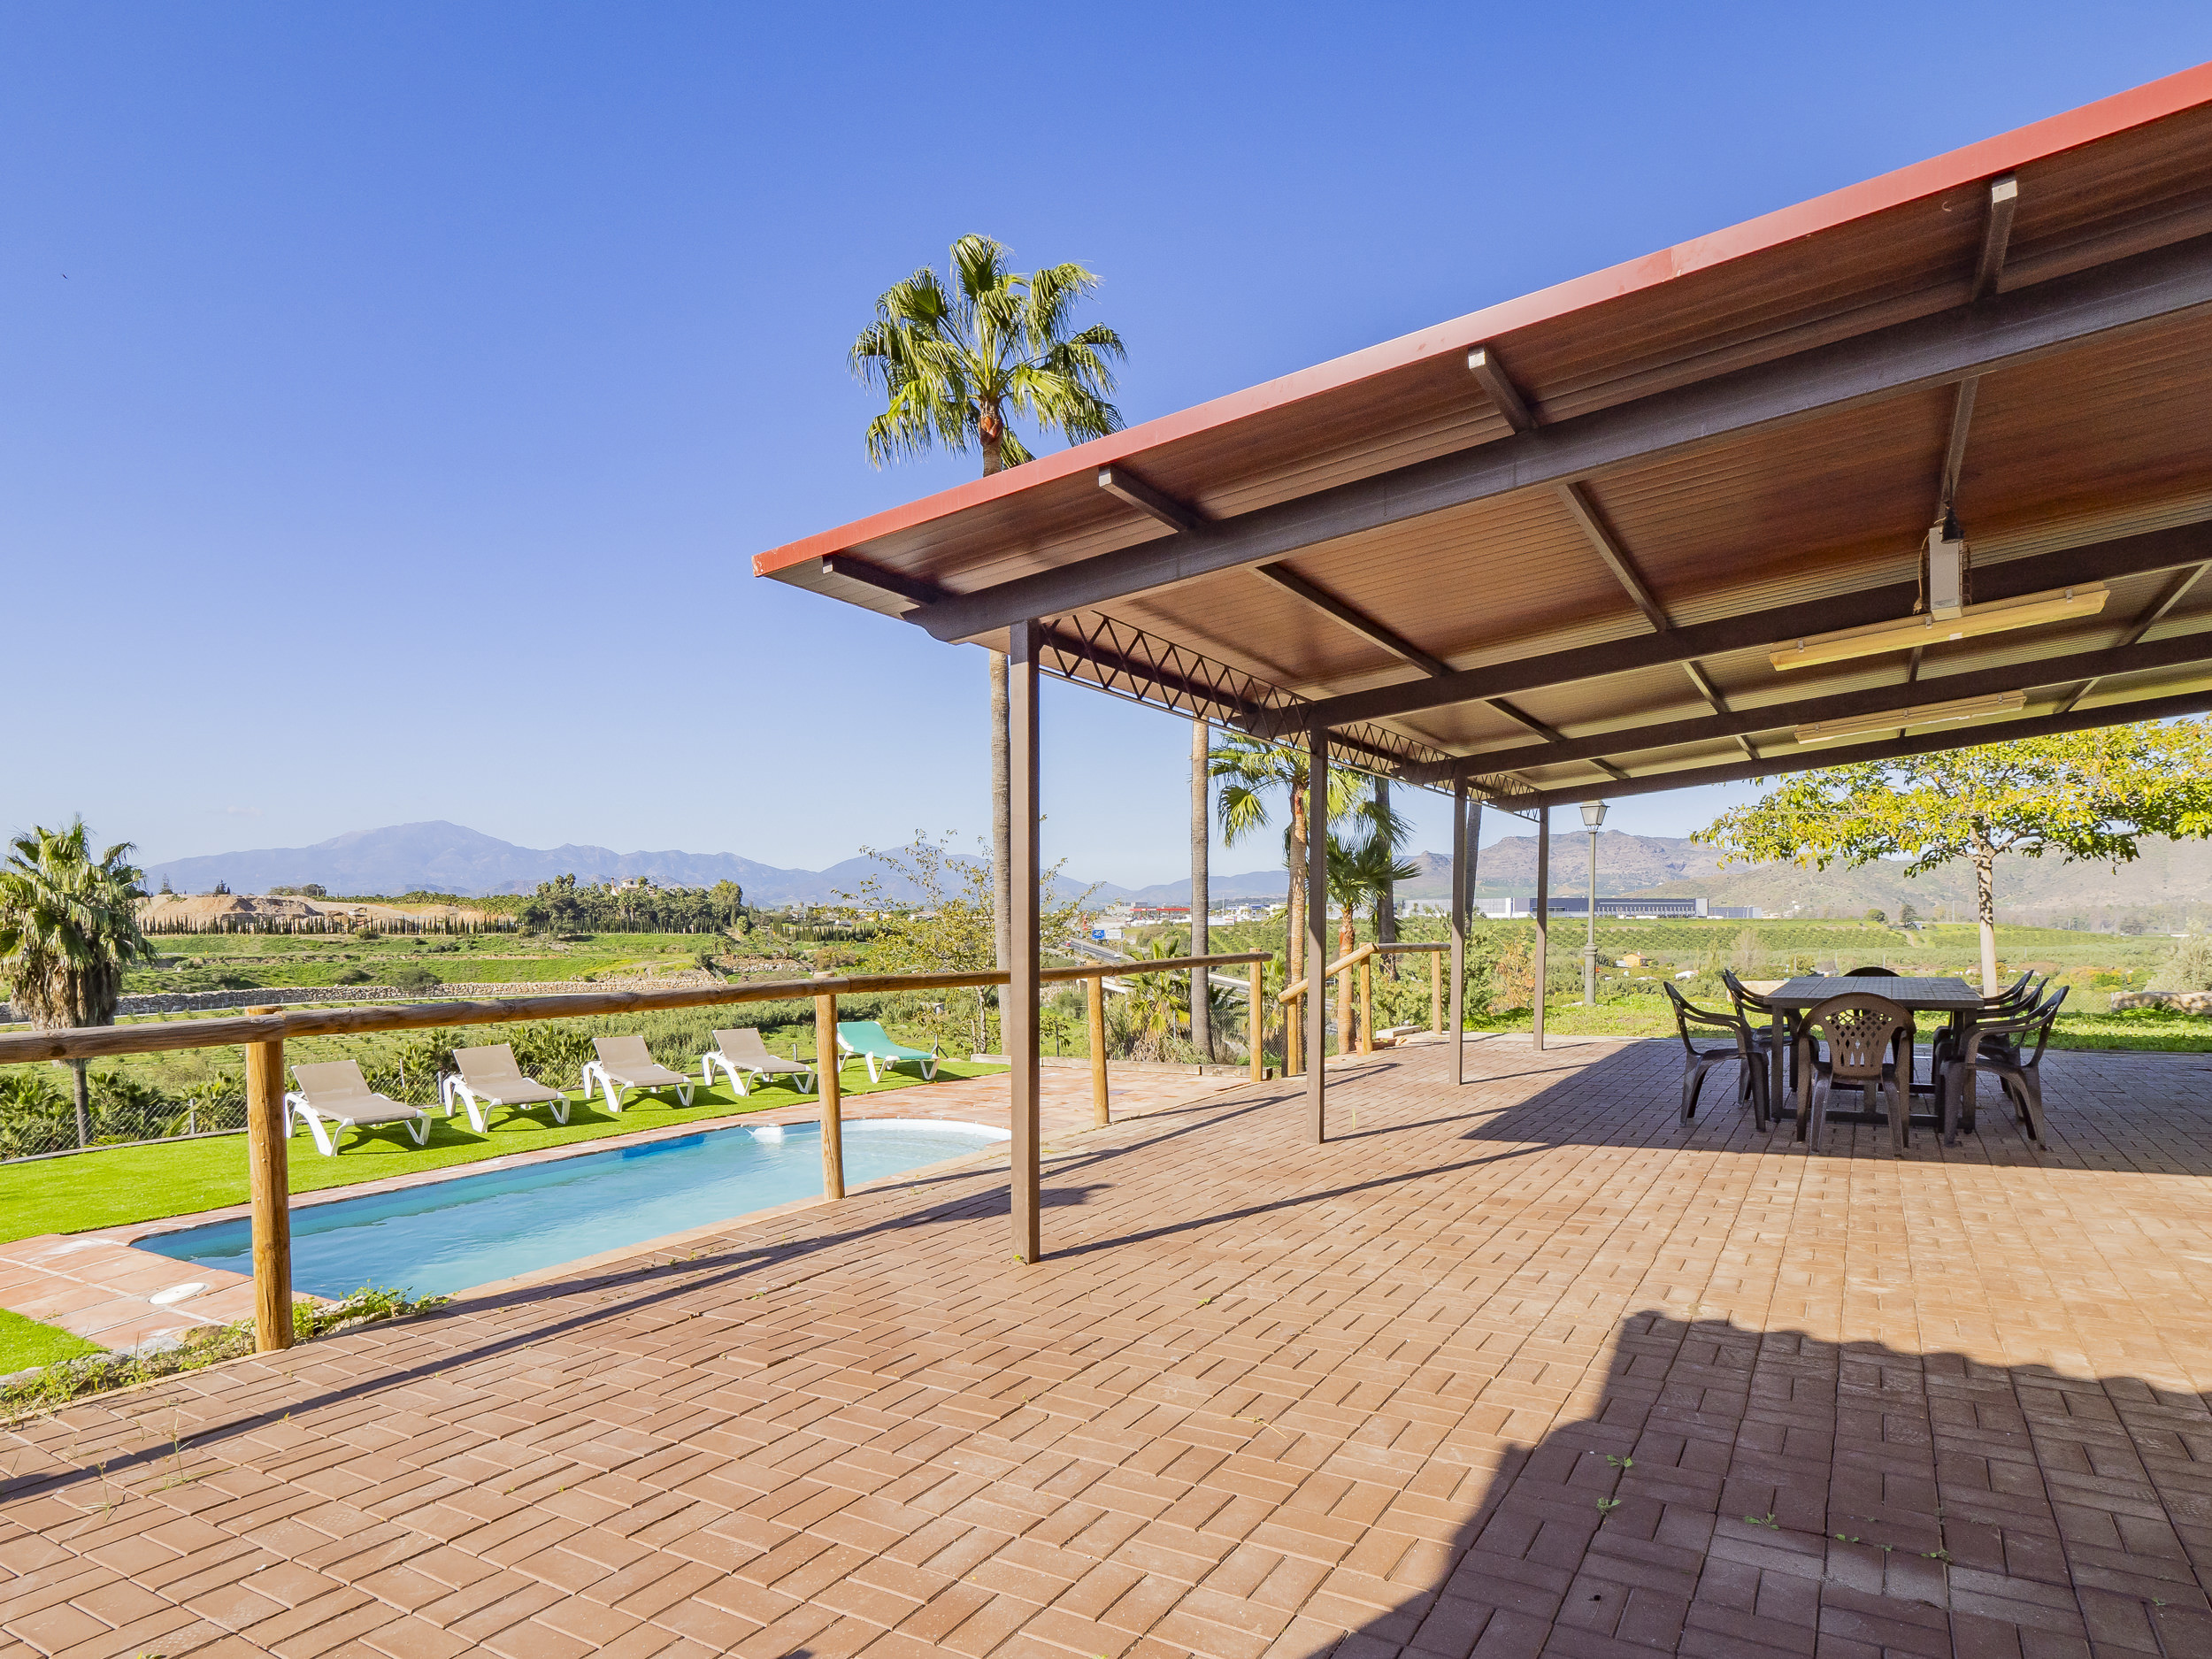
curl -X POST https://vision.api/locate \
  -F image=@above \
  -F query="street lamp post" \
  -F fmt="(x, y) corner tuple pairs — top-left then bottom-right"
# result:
(1579, 802), (1607, 1005)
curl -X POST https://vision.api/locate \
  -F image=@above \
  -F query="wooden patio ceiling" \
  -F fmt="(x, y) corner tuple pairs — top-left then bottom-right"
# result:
(757, 63), (2212, 805)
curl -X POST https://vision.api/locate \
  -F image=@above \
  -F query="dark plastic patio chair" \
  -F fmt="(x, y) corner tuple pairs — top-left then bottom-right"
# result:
(1842, 966), (1914, 1082)
(1932, 972), (2046, 1087)
(1799, 992), (1915, 1154)
(1663, 981), (1770, 1129)
(1943, 984), (2068, 1146)
(1721, 967), (1788, 1088)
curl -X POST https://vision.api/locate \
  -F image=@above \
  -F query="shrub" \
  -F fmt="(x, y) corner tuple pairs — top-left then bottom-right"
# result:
(386, 964), (440, 994)
(2148, 934), (2212, 994)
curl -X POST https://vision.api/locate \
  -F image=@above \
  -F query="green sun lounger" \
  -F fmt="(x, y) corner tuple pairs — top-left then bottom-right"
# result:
(835, 1020), (940, 1083)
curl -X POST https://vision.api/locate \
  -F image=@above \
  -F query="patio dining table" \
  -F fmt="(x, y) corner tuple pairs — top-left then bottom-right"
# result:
(1758, 974), (1985, 1127)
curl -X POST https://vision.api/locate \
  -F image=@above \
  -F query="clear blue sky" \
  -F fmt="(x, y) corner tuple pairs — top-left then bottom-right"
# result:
(6, 6), (2208, 887)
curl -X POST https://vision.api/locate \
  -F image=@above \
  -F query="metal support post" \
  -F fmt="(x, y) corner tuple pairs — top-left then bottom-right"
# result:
(1449, 781), (1468, 1085)
(1305, 719), (1330, 1142)
(1533, 810), (1550, 1051)
(1008, 619), (1043, 1262)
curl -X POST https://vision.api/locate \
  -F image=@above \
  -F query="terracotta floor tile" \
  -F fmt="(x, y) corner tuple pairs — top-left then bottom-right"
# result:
(4, 1041), (2211, 1655)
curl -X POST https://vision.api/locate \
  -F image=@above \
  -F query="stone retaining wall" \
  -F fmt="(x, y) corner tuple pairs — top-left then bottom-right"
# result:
(2109, 990), (2212, 1014)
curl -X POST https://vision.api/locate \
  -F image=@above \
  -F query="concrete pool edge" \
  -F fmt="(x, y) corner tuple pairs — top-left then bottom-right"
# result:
(0, 1094), (1013, 1354)
(443, 1122), (1021, 1305)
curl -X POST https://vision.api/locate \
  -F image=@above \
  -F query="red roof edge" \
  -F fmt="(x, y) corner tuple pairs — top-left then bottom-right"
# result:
(755, 59), (2212, 580)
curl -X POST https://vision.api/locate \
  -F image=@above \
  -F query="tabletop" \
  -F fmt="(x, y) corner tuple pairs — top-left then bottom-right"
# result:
(1763, 974), (1984, 1014)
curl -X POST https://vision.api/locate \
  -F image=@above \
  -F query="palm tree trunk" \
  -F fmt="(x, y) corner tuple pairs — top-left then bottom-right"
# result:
(991, 651), (1012, 1046)
(1190, 718), (1210, 1061)
(69, 1060), (89, 1148)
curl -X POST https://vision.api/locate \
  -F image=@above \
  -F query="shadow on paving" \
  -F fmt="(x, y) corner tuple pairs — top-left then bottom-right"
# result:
(1317, 1040), (2212, 1179)
(1318, 1310), (2211, 1658)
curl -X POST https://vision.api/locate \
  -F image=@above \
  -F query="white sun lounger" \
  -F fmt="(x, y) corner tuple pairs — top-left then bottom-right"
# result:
(441, 1043), (572, 1133)
(701, 1028), (817, 1096)
(286, 1061), (432, 1156)
(580, 1034), (695, 1114)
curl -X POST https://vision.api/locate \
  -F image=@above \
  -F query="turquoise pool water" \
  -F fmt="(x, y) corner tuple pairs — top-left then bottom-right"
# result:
(136, 1118), (1007, 1299)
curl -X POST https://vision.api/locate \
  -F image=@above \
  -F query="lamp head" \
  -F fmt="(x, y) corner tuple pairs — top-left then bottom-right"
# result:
(1579, 801), (1608, 829)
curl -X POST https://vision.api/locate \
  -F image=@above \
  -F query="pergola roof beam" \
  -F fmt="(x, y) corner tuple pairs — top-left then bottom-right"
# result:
(1466, 345), (1537, 433)
(1938, 378), (1979, 515)
(821, 552), (946, 611)
(912, 234), (2212, 644)
(1250, 518), (2212, 737)
(1974, 175), (2021, 302)
(1097, 465), (1206, 534)
(1252, 564), (1452, 677)
(1555, 482), (1671, 631)
(1421, 626), (2212, 780)
(1509, 687), (2212, 810)
(2055, 561), (2211, 713)
(1483, 697), (1627, 781)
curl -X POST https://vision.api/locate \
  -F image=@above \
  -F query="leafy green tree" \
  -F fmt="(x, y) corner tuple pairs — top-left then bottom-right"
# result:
(1699, 724), (2212, 992)
(850, 233), (1126, 1033)
(0, 820), (156, 1146)
(838, 834), (1087, 1057)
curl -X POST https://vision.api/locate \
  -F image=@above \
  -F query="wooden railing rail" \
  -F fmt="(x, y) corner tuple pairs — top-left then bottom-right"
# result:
(1275, 943), (1377, 1004)
(1274, 939), (1453, 1063)
(0, 955), (1280, 1356)
(1040, 950), (1270, 985)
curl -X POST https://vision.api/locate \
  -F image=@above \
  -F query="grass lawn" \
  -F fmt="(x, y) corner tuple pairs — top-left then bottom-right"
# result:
(0, 1059), (1004, 1245)
(0, 1308), (100, 1374)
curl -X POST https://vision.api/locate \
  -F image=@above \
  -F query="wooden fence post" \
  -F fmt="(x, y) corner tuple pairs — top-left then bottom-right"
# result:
(1430, 948), (1442, 1033)
(814, 988), (843, 1199)
(1360, 958), (1373, 1056)
(1248, 962), (1264, 1082)
(1087, 973), (1109, 1127)
(244, 1006), (293, 1353)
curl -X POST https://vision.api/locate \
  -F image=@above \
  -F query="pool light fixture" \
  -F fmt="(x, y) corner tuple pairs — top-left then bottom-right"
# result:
(1793, 690), (2027, 747)
(1769, 584), (2108, 672)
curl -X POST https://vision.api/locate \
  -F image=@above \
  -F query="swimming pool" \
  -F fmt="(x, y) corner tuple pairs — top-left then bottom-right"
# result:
(135, 1118), (1008, 1299)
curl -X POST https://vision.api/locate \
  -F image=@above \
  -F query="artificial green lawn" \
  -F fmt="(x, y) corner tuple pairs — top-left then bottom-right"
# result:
(0, 1307), (100, 1373)
(0, 1059), (1004, 1245)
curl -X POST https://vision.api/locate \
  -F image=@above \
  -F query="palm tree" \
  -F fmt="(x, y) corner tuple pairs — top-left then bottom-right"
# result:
(850, 234), (1126, 1012)
(1327, 832), (1417, 1053)
(0, 820), (154, 1147)
(1211, 733), (1370, 1068)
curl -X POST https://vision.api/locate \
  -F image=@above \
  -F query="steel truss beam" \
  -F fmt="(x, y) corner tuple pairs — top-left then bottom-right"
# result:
(1509, 687), (2212, 810)
(911, 233), (2212, 644)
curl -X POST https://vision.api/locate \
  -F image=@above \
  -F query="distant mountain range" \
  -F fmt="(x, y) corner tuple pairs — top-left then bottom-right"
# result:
(142, 820), (2212, 929)
(141, 821), (1288, 909)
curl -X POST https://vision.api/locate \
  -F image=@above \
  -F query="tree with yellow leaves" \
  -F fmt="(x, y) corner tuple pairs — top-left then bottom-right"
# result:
(1698, 723), (2212, 992)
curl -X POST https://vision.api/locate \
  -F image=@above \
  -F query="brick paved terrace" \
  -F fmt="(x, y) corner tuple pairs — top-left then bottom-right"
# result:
(4, 1033), (2211, 1657)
